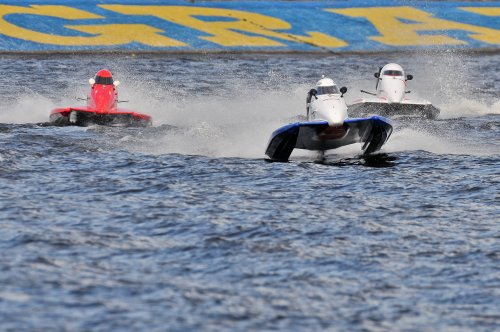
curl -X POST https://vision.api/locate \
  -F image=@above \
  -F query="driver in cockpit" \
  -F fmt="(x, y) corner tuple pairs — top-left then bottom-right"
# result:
(306, 76), (340, 118)
(93, 69), (114, 85)
(316, 85), (339, 95)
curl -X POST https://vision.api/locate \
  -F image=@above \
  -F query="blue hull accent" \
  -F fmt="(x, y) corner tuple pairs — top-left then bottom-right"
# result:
(265, 116), (392, 161)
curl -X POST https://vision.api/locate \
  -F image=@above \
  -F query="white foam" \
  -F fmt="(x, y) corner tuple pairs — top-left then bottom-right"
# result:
(0, 94), (55, 124)
(439, 98), (500, 119)
(120, 84), (307, 159)
(124, 83), (498, 159)
(385, 127), (498, 156)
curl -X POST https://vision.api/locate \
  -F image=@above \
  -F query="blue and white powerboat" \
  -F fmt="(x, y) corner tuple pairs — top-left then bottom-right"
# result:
(265, 76), (393, 162)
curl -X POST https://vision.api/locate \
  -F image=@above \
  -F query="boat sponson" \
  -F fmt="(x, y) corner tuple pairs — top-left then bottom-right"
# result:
(49, 108), (152, 127)
(349, 102), (439, 119)
(265, 116), (392, 161)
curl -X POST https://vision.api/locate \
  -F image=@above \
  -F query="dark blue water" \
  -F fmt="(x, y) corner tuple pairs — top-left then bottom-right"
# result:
(0, 53), (499, 331)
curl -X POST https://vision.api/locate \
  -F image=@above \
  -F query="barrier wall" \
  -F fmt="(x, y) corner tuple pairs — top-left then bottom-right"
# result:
(0, 1), (498, 52)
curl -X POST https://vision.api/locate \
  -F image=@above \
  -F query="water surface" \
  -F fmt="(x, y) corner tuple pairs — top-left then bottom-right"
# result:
(0, 52), (498, 331)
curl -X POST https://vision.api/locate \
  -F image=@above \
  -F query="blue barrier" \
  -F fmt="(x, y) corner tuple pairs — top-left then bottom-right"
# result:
(0, 1), (498, 52)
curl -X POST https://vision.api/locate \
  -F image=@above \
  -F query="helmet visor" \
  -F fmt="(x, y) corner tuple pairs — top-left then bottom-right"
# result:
(383, 70), (403, 76)
(95, 76), (114, 85)
(317, 86), (339, 95)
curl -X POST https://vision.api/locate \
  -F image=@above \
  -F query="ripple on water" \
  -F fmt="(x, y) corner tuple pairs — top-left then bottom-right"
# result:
(0, 54), (499, 331)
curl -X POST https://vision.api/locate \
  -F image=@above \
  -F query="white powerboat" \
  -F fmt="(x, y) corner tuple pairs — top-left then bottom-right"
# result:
(348, 63), (440, 120)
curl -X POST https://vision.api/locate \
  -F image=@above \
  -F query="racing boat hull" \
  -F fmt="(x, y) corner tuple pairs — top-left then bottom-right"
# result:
(349, 101), (440, 120)
(265, 116), (392, 162)
(50, 108), (152, 127)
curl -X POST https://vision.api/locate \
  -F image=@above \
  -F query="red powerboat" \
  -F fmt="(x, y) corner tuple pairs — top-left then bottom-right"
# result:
(50, 69), (152, 127)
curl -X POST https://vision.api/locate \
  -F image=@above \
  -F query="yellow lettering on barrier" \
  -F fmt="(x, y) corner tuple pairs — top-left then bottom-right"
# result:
(460, 7), (500, 17)
(101, 5), (347, 48)
(67, 25), (186, 46)
(0, 5), (186, 46)
(0, 5), (101, 20)
(327, 6), (500, 45)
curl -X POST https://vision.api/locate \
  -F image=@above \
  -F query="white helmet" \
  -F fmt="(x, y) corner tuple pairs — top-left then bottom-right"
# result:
(316, 75), (339, 95)
(381, 63), (405, 77)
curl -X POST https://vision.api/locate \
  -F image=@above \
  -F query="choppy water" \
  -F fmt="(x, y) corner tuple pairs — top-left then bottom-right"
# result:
(0, 52), (499, 331)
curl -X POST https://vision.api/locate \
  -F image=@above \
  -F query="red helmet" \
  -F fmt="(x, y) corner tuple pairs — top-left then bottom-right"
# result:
(94, 69), (114, 85)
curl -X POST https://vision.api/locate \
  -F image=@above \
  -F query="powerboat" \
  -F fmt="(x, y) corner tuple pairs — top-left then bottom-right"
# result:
(348, 63), (440, 119)
(50, 69), (152, 127)
(265, 76), (393, 162)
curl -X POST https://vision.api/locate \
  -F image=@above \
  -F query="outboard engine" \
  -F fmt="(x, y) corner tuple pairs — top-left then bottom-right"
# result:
(375, 63), (411, 104)
(307, 76), (348, 125)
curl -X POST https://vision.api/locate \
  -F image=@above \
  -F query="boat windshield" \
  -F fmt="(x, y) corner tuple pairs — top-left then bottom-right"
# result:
(95, 76), (114, 85)
(317, 86), (339, 95)
(383, 70), (403, 76)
